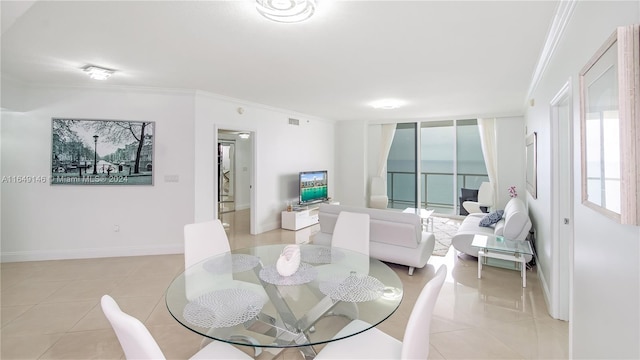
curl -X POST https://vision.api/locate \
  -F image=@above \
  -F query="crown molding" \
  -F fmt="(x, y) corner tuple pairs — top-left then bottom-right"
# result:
(194, 90), (336, 124)
(525, 0), (577, 103)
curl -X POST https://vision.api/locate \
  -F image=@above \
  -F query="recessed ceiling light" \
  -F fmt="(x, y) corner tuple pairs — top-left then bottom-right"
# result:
(82, 65), (115, 80)
(370, 99), (405, 110)
(256, 0), (316, 23)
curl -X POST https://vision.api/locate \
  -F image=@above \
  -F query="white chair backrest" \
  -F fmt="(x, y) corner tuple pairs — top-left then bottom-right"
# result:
(401, 265), (447, 360)
(332, 211), (370, 257)
(184, 219), (230, 269)
(101, 295), (166, 360)
(477, 182), (494, 206)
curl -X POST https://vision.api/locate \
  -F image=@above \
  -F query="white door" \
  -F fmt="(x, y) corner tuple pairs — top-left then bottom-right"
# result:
(550, 81), (573, 321)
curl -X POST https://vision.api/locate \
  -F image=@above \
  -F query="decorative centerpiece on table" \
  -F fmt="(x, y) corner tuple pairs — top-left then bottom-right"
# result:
(276, 244), (301, 276)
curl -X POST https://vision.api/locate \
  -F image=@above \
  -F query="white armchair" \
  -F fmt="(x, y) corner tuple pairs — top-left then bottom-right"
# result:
(369, 176), (388, 209)
(462, 182), (493, 214)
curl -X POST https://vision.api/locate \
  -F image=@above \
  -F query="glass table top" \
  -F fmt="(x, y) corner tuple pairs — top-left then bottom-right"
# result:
(471, 234), (533, 255)
(165, 244), (403, 350)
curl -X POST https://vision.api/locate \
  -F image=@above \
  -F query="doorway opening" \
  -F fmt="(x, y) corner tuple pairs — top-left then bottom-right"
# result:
(550, 80), (573, 321)
(217, 129), (254, 234)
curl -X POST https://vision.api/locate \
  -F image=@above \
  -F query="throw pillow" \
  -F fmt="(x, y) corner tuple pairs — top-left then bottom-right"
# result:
(479, 210), (504, 227)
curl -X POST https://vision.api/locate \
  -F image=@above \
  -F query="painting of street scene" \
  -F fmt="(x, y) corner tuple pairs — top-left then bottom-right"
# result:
(50, 118), (154, 185)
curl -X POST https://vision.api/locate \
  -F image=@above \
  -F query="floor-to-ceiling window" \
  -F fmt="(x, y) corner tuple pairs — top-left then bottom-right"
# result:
(455, 119), (489, 213)
(387, 119), (488, 215)
(421, 121), (455, 213)
(386, 123), (417, 209)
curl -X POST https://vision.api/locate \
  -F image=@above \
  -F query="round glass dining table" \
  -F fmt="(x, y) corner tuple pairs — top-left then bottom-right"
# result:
(165, 244), (403, 357)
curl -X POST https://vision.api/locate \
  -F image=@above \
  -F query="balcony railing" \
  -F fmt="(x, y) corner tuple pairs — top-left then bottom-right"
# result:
(387, 171), (489, 213)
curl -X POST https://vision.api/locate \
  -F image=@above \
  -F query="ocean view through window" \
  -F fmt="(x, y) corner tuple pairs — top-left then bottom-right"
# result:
(387, 119), (488, 215)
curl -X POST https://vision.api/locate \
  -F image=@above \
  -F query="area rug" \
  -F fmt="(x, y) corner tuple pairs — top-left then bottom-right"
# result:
(431, 216), (462, 256)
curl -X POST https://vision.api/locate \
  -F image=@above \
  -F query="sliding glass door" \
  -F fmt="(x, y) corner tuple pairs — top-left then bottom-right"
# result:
(386, 119), (488, 214)
(421, 121), (455, 213)
(456, 119), (489, 198)
(387, 123), (417, 209)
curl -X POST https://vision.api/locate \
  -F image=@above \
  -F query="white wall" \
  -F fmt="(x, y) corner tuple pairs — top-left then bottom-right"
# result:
(526, 1), (640, 358)
(194, 92), (335, 234)
(335, 120), (367, 207)
(1, 84), (196, 261)
(495, 116), (526, 208)
(1, 84), (334, 260)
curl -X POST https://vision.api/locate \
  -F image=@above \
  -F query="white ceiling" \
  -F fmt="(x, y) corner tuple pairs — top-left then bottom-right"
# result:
(1, 0), (559, 121)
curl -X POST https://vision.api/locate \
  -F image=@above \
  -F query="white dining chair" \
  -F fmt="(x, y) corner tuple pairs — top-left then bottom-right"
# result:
(184, 219), (237, 300)
(332, 211), (370, 257)
(315, 265), (447, 359)
(101, 295), (252, 360)
(319, 211), (371, 279)
(183, 219), (267, 355)
(184, 219), (230, 269)
(315, 211), (371, 321)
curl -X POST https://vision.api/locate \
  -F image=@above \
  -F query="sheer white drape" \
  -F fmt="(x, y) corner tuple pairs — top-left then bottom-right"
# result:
(477, 118), (497, 205)
(377, 124), (396, 177)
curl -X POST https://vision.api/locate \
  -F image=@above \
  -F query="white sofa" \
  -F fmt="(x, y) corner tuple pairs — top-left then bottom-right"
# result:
(313, 204), (435, 275)
(452, 197), (532, 260)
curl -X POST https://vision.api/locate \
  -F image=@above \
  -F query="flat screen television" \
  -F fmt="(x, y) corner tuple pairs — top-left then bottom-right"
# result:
(299, 170), (329, 205)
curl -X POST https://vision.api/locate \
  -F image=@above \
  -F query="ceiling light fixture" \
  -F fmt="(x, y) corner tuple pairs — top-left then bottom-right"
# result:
(256, 0), (316, 23)
(239, 133), (250, 139)
(82, 65), (115, 80)
(370, 99), (405, 110)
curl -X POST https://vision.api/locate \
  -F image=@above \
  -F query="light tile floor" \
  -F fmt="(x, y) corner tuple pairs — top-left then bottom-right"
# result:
(1, 210), (568, 359)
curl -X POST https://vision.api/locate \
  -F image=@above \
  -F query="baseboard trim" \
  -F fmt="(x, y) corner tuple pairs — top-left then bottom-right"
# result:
(0, 244), (183, 263)
(536, 263), (555, 318)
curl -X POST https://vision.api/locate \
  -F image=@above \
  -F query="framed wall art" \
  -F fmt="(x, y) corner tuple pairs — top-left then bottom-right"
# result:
(580, 24), (639, 225)
(50, 118), (154, 186)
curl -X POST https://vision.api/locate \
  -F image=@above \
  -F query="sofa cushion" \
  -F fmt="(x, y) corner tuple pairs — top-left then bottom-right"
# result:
(317, 204), (421, 247)
(315, 204), (434, 273)
(502, 198), (532, 240)
(479, 210), (504, 227)
(494, 219), (506, 236)
(370, 219), (419, 249)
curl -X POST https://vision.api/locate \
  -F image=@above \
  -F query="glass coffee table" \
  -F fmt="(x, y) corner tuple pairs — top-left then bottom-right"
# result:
(471, 234), (533, 287)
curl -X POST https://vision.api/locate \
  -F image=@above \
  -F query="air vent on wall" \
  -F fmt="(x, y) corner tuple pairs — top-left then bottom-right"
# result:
(289, 118), (300, 126)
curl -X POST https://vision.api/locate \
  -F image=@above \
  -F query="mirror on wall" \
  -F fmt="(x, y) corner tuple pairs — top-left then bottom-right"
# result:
(580, 24), (639, 225)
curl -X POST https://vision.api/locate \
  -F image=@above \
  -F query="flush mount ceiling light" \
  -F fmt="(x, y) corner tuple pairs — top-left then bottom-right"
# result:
(256, 0), (316, 23)
(238, 133), (250, 139)
(82, 65), (115, 80)
(370, 99), (405, 110)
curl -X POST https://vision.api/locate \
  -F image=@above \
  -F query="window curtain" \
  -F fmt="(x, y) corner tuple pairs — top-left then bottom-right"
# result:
(477, 118), (497, 205)
(377, 124), (396, 178)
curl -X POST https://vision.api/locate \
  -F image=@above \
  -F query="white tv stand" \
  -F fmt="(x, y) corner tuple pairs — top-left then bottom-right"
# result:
(281, 201), (339, 231)
(281, 206), (319, 231)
